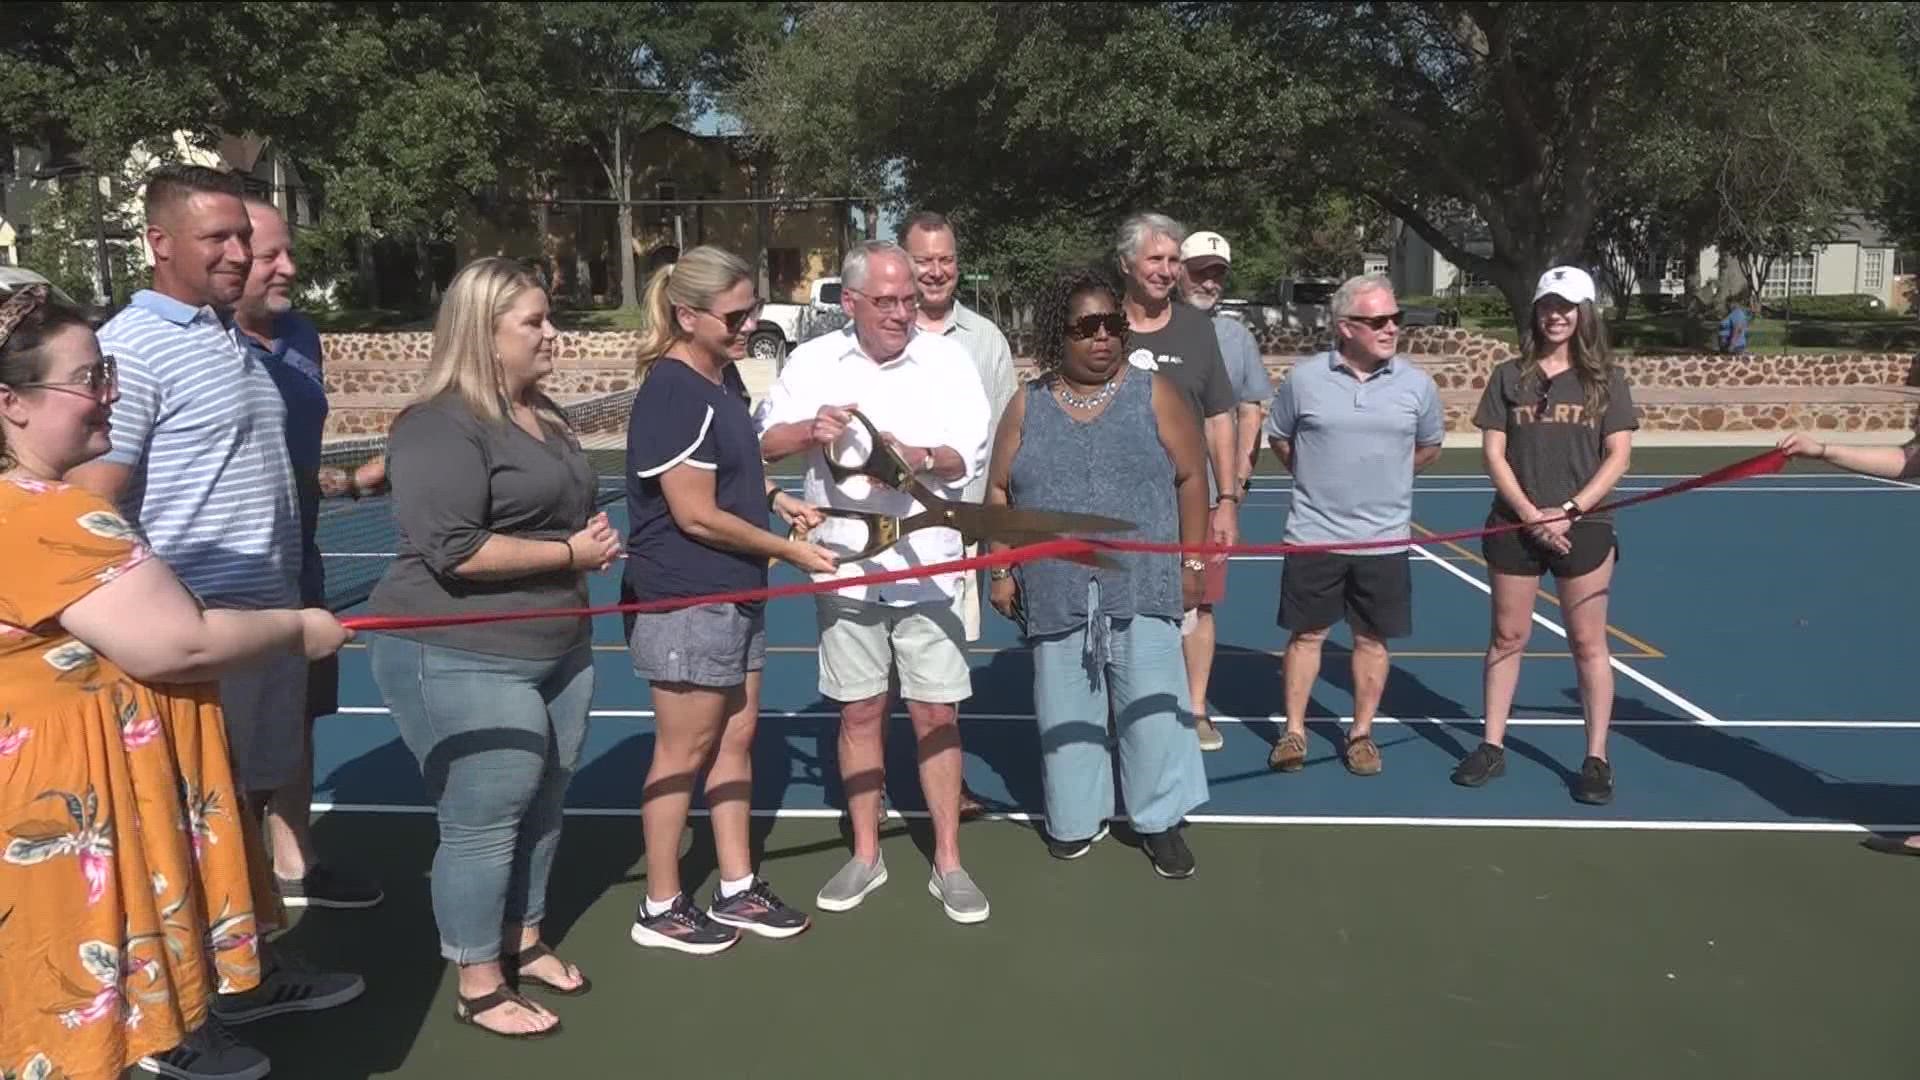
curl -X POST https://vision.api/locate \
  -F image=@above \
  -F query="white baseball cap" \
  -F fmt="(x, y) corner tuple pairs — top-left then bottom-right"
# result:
(1180, 231), (1232, 267)
(1534, 265), (1596, 305)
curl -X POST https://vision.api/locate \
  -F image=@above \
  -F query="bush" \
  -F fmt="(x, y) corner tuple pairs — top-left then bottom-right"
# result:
(1759, 293), (1897, 320)
(1454, 290), (1513, 322)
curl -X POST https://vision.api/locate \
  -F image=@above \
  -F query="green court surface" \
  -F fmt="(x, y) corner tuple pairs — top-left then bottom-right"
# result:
(272, 443), (1920, 1079)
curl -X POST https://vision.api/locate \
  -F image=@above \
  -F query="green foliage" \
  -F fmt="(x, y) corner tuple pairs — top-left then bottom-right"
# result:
(19, 176), (146, 308)
(1758, 293), (1897, 320)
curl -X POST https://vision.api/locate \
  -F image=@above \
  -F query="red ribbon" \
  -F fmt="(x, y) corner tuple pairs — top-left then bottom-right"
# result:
(339, 448), (1788, 633)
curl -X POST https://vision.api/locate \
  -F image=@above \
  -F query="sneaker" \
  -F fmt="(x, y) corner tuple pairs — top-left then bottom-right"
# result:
(1140, 827), (1196, 880)
(629, 893), (740, 955)
(138, 1017), (270, 1080)
(1573, 756), (1614, 805)
(275, 863), (384, 910)
(1195, 717), (1225, 751)
(1043, 822), (1110, 860)
(708, 878), (811, 939)
(926, 867), (990, 924)
(815, 855), (889, 913)
(1450, 743), (1507, 787)
(211, 948), (364, 1025)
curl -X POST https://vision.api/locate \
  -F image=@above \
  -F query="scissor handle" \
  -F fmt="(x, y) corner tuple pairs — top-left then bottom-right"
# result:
(784, 508), (902, 565)
(823, 409), (945, 509)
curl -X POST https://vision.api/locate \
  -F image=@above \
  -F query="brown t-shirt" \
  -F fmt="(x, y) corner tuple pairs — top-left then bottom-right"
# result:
(1473, 361), (1638, 523)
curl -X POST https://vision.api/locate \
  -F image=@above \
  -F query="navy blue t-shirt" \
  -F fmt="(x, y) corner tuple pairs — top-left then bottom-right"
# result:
(623, 358), (769, 608)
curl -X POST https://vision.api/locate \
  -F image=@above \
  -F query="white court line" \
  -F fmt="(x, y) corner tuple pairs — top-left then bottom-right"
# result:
(326, 706), (1920, 729)
(305, 801), (1919, 834)
(1410, 544), (1727, 727)
(1859, 473), (1920, 491)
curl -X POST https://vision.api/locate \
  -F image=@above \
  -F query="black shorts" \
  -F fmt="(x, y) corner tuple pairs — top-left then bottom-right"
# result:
(1482, 520), (1619, 579)
(306, 652), (340, 722)
(1278, 551), (1413, 639)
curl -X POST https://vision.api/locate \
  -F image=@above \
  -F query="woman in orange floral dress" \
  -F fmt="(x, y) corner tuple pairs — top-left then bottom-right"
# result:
(0, 282), (350, 1080)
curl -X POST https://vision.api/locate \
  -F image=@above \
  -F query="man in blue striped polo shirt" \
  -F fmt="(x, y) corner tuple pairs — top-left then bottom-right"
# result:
(66, 165), (362, 1064)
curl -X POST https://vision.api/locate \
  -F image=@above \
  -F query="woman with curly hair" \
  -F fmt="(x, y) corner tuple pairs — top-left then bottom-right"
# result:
(982, 266), (1211, 879)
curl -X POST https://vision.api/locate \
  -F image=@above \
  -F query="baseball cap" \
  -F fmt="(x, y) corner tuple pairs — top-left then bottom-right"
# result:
(1180, 231), (1232, 266)
(1534, 265), (1596, 305)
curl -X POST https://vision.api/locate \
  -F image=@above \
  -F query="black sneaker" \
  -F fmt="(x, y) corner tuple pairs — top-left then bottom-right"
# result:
(629, 893), (740, 955)
(708, 878), (811, 939)
(1140, 826), (1196, 879)
(276, 863), (384, 909)
(1043, 823), (1110, 860)
(138, 1016), (270, 1080)
(211, 947), (364, 1025)
(1450, 743), (1507, 787)
(1573, 756), (1614, 805)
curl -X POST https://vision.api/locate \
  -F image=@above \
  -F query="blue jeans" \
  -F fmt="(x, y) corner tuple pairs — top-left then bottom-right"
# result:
(1030, 595), (1208, 840)
(370, 637), (594, 964)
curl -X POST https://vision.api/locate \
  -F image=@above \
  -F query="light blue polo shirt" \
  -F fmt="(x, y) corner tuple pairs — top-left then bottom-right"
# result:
(98, 290), (301, 608)
(1264, 350), (1444, 553)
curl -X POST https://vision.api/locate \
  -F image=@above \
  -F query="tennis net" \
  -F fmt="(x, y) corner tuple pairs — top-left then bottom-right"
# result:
(315, 388), (636, 611)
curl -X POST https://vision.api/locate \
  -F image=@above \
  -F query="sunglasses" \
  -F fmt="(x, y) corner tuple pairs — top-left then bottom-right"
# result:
(692, 301), (764, 336)
(12, 355), (118, 400)
(1066, 313), (1129, 340)
(1341, 311), (1402, 331)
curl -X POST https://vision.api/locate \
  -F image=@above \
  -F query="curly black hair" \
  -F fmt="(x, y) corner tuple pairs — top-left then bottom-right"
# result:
(1032, 265), (1128, 376)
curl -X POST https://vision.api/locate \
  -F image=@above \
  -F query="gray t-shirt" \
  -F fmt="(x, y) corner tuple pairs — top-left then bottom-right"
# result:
(1473, 361), (1638, 523)
(1264, 351), (1445, 553)
(367, 394), (597, 659)
(1212, 313), (1273, 406)
(1126, 302), (1234, 421)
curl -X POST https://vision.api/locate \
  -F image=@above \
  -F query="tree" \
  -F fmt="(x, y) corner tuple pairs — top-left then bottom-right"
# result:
(536, 3), (783, 309)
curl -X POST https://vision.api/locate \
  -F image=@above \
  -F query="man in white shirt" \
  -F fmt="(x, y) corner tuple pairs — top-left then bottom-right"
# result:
(756, 240), (994, 924)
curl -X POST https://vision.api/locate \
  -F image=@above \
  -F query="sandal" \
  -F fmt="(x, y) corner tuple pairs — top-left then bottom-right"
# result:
(510, 941), (592, 996)
(454, 986), (560, 1039)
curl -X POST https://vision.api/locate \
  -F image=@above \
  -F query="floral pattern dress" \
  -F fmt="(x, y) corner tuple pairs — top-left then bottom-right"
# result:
(0, 477), (270, 1080)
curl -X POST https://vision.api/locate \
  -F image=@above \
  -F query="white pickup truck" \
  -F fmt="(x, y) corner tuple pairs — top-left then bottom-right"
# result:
(748, 276), (848, 363)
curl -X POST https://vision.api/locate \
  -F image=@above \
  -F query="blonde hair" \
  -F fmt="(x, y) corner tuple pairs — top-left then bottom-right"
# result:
(634, 245), (754, 377)
(416, 256), (561, 426)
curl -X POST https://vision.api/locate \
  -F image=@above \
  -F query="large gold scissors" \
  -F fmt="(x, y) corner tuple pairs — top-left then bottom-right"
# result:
(790, 409), (1135, 564)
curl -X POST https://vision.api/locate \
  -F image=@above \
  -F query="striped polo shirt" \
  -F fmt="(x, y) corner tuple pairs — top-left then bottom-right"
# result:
(97, 290), (301, 608)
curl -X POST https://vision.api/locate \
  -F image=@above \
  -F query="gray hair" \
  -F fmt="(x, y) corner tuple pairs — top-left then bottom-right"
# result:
(1113, 212), (1187, 269)
(842, 240), (911, 292)
(1329, 273), (1396, 317)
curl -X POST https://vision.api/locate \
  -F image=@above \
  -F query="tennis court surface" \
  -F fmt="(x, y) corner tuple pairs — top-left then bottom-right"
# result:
(252, 446), (1918, 1079)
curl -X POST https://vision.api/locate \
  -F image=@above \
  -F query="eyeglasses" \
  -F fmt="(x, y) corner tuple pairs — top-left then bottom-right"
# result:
(1341, 311), (1402, 331)
(849, 289), (918, 315)
(692, 301), (764, 336)
(1066, 313), (1129, 340)
(11, 355), (118, 400)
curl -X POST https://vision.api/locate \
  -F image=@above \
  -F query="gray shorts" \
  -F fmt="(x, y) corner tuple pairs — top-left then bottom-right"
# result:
(629, 602), (767, 688)
(815, 595), (972, 704)
(218, 651), (309, 793)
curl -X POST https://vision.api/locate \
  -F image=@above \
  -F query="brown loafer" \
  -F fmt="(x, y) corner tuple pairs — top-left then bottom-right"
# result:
(1268, 730), (1308, 772)
(1344, 734), (1383, 776)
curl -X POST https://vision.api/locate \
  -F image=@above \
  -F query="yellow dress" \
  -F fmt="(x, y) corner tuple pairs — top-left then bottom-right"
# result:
(0, 477), (269, 1080)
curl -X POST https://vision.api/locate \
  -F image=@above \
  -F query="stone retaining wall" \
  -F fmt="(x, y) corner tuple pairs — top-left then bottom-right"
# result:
(316, 328), (1916, 436)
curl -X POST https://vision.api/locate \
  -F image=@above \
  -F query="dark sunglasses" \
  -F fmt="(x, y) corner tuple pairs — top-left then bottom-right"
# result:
(1341, 311), (1402, 331)
(1066, 313), (1129, 340)
(692, 301), (764, 335)
(12, 355), (118, 399)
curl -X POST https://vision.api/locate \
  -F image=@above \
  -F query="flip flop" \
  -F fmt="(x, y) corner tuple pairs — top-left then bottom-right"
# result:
(510, 941), (592, 996)
(454, 986), (561, 1039)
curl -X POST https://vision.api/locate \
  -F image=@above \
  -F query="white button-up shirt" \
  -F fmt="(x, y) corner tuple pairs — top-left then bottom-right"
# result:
(755, 326), (991, 605)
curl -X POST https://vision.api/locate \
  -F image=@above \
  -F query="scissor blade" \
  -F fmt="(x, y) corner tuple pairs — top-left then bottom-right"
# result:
(947, 505), (1136, 541)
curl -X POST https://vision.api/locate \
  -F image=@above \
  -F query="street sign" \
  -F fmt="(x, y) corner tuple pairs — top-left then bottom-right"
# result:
(963, 272), (990, 283)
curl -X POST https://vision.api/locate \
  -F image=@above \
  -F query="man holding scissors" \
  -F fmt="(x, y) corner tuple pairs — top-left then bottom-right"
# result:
(756, 240), (996, 924)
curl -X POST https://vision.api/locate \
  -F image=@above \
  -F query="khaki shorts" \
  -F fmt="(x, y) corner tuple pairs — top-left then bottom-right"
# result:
(219, 651), (309, 793)
(816, 595), (972, 704)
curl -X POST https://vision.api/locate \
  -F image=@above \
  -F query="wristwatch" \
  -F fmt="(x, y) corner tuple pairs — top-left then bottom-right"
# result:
(989, 567), (1012, 581)
(1560, 498), (1584, 519)
(919, 449), (935, 473)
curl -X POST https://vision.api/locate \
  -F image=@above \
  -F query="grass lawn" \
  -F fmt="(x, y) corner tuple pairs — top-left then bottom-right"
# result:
(1463, 310), (1920, 355)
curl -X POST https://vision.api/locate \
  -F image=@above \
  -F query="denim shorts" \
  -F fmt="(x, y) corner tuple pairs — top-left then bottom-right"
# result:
(628, 602), (767, 688)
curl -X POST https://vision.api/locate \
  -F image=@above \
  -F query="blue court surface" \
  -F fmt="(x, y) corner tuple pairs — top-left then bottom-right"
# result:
(318, 466), (1920, 834)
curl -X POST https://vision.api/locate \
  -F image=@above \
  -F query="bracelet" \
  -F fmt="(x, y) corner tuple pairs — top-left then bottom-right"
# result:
(1182, 558), (1207, 572)
(559, 537), (576, 569)
(1218, 492), (1241, 505)
(766, 487), (781, 510)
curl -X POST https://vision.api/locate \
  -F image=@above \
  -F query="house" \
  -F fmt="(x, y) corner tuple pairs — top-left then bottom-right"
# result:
(1387, 211), (1900, 309)
(456, 123), (859, 306)
(1, 131), (313, 301)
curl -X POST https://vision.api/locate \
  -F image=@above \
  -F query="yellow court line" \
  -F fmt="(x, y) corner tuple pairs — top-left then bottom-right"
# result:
(1410, 523), (1667, 659)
